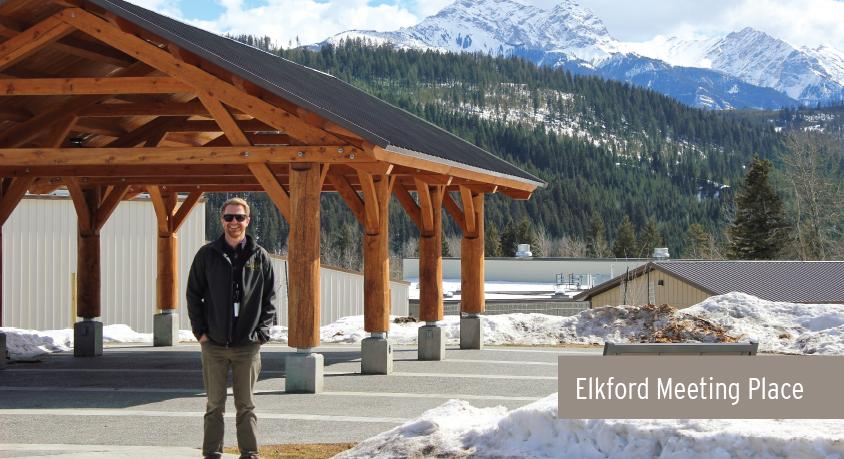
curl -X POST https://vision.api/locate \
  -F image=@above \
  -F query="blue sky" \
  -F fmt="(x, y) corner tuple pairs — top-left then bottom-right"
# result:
(131, 0), (844, 51)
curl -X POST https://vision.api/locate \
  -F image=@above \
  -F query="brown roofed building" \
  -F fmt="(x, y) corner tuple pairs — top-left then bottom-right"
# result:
(575, 261), (844, 308)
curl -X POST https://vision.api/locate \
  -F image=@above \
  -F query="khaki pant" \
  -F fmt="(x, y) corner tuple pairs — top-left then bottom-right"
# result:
(200, 342), (262, 458)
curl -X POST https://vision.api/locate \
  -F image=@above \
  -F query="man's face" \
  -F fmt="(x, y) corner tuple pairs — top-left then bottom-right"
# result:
(221, 204), (250, 241)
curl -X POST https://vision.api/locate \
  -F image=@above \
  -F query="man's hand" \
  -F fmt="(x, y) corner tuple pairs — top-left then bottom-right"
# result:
(199, 334), (209, 344)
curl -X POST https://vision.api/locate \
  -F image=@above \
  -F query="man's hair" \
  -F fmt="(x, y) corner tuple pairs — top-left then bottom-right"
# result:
(220, 197), (250, 216)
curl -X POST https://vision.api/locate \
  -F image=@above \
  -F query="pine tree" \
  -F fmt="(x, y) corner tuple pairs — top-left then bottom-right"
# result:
(485, 225), (502, 257)
(612, 215), (637, 258)
(638, 217), (663, 257)
(684, 223), (714, 259)
(727, 157), (791, 259)
(586, 211), (610, 258)
(500, 217), (540, 257)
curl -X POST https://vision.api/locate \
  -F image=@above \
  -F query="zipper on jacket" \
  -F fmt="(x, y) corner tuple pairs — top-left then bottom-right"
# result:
(223, 253), (233, 347)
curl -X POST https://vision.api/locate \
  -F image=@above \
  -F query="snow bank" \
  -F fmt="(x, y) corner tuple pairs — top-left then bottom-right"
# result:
(337, 394), (844, 458)
(3, 292), (842, 359)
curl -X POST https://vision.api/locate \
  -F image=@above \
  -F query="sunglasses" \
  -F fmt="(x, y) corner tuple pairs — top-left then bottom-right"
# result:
(222, 214), (248, 222)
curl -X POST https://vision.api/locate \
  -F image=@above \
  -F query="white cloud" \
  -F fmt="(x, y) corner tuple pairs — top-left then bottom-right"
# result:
(174, 0), (421, 48)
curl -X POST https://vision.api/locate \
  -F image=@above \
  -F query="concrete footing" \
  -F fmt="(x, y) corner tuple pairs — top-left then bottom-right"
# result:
(460, 315), (484, 350)
(418, 324), (445, 361)
(0, 333), (7, 369)
(153, 312), (179, 347)
(74, 320), (103, 357)
(285, 350), (324, 393)
(361, 335), (393, 375)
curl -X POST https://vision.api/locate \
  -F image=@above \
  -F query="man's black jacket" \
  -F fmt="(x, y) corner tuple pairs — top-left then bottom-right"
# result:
(187, 234), (277, 346)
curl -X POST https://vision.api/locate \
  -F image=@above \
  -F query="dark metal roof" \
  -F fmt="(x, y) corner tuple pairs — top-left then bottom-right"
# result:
(87, 0), (543, 186)
(576, 261), (844, 304)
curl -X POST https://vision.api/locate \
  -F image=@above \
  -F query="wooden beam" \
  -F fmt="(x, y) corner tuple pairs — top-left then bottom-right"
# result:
(357, 171), (379, 233)
(414, 178), (434, 234)
(248, 162), (291, 221)
(326, 173), (364, 225)
(39, 115), (77, 148)
(461, 193), (484, 315)
(0, 12), (74, 71)
(146, 185), (170, 234)
(459, 185), (476, 235)
(363, 175), (391, 335)
(79, 100), (215, 117)
(106, 116), (186, 148)
(0, 62), (152, 147)
(442, 192), (466, 234)
(0, 145), (364, 166)
(198, 93), (250, 146)
(93, 183), (128, 231)
(418, 185), (443, 322)
(392, 182), (422, 229)
(287, 163), (321, 349)
(64, 177), (92, 232)
(60, 8), (343, 145)
(373, 145), (539, 197)
(0, 175), (33, 225)
(0, 77), (192, 95)
(171, 190), (202, 232)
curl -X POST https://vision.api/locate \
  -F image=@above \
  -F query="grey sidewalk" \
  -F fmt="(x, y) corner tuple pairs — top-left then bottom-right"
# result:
(0, 343), (599, 457)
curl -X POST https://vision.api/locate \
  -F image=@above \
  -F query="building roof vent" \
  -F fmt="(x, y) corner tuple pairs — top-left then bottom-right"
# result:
(515, 244), (533, 258)
(653, 247), (670, 259)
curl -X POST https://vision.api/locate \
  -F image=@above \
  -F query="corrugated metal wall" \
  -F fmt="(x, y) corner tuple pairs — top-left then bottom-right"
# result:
(272, 257), (410, 326)
(2, 196), (205, 332)
(2, 196), (410, 332)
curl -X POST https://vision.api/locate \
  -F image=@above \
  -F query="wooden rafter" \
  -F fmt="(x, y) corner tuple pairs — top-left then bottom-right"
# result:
(0, 62), (152, 147)
(0, 77), (192, 95)
(106, 116), (187, 148)
(78, 100), (233, 117)
(0, 12), (75, 71)
(59, 8), (343, 145)
(198, 93), (250, 146)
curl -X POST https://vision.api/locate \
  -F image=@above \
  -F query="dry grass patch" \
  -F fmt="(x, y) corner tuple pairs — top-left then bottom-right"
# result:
(224, 443), (356, 458)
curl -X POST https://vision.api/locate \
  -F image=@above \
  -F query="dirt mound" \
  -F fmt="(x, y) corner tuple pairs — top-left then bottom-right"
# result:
(639, 304), (737, 343)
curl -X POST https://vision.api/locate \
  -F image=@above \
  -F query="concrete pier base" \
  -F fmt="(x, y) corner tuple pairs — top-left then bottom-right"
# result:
(361, 334), (393, 375)
(153, 312), (179, 347)
(418, 323), (445, 361)
(285, 349), (324, 393)
(0, 333), (6, 369)
(74, 320), (103, 357)
(460, 315), (484, 350)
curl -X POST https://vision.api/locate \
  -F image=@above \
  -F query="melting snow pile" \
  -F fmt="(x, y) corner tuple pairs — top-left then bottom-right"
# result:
(3, 292), (843, 360)
(336, 394), (844, 458)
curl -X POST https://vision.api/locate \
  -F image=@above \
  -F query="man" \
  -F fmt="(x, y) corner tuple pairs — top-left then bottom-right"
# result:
(187, 197), (277, 459)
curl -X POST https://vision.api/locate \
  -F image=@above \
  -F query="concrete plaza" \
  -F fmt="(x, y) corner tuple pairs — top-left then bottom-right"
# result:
(0, 343), (600, 457)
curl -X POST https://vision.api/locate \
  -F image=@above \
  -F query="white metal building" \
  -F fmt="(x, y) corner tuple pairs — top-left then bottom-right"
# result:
(3, 195), (409, 333)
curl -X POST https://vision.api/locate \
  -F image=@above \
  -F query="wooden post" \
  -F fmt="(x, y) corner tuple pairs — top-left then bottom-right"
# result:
(461, 192), (485, 314)
(362, 175), (391, 333)
(76, 187), (101, 319)
(418, 185), (444, 322)
(288, 163), (321, 349)
(156, 233), (178, 310)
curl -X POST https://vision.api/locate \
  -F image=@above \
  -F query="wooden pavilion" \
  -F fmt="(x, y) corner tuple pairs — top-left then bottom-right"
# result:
(0, 0), (542, 391)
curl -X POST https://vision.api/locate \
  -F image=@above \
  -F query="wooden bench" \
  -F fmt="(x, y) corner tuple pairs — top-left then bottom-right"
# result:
(603, 342), (758, 356)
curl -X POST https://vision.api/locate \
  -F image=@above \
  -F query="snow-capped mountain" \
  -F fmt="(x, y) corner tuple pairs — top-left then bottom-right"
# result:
(316, 0), (844, 109)
(326, 0), (618, 67)
(627, 28), (844, 104)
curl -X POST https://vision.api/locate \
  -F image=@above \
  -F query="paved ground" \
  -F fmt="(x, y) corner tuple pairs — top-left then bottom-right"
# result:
(0, 343), (600, 457)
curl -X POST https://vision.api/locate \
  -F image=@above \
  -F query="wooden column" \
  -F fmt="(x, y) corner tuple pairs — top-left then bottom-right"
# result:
(288, 163), (321, 348)
(148, 188), (202, 312)
(417, 183), (444, 322)
(76, 187), (101, 319)
(461, 192), (485, 314)
(156, 233), (178, 310)
(361, 173), (392, 333)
